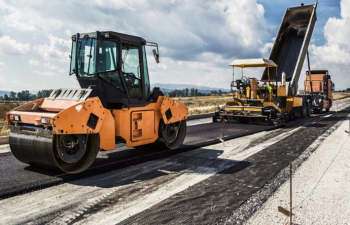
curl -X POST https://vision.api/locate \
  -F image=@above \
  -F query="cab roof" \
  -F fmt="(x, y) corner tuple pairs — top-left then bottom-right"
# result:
(73, 31), (147, 45)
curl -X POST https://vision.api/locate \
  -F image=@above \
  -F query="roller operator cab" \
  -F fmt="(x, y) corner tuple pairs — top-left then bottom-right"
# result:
(6, 31), (188, 173)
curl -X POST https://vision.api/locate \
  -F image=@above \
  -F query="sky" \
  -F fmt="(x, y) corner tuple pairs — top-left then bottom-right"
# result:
(0, 0), (348, 92)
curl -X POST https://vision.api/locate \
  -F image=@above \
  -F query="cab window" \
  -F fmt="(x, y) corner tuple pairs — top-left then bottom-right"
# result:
(122, 43), (142, 98)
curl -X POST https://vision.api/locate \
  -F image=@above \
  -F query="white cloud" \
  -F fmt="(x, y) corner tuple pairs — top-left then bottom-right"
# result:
(310, 0), (350, 90)
(33, 70), (58, 77)
(0, 0), (271, 90)
(0, 0), (64, 32)
(34, 34), (70, 61)
(0, 62), (6, 70)
(44, 61), (65, 73)
(157, 63), (168, 70)
(260, 42), (273, 58)
(65, 29), (71, 37)
(0, 36), (30, 55)
(29, 59), (40, 65)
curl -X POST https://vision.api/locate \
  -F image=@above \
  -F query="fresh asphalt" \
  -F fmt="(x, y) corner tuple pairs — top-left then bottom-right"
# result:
(119, 108), (350, 225)
(0, 120), (272, 200)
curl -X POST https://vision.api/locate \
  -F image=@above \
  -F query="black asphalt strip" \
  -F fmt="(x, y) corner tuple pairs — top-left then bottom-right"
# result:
(0, 122), (271, 200)
(118, 108), (350, 225)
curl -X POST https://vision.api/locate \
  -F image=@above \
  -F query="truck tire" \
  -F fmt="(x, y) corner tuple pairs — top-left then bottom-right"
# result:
(307, 102), (311, 117)
(302, 104), (308, 118)
(326, 107), (330, 112)
(213, 116), (222, 122)
(319, 101), (323, 114)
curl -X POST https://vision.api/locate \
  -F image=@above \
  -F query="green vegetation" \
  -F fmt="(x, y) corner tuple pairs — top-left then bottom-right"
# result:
(1, 90), (52, 101)
(165, 88), (229, 97)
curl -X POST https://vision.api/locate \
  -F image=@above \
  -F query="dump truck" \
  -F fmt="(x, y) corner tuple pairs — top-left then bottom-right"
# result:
(6, 31), (188, 173)
(303, 70), (334, 113)
(213, 3), (317, 125)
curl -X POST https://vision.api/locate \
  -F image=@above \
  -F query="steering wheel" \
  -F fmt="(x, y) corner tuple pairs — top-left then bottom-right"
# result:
(124, 72), (137, 79)
(241, 76), (248, 83)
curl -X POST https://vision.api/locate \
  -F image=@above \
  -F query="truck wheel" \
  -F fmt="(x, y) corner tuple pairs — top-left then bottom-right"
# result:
(302, 104), (308, 118)
(289, 112), (295, 121)
(213, 116), (222, 122)
(326, 107), (330, 112)
(319, 102), (323, 114)
(307, 102), (311, 117)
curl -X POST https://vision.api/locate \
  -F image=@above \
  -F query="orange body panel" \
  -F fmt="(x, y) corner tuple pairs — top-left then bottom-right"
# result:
(7, 96), (188, 150)
(52, 97), (105, 135)
(40, 98), (82, 112)
(160, 97), (188, 124)
(113, 106), (161, 147)
(99, 109), (115, 150)
(113, 96), (188, 147)
(131, 110), (156, 141)
(305, 74), (324, 93)
(8, 111), (57, 125)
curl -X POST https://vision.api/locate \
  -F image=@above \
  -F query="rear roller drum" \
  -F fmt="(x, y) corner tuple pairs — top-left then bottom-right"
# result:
(54, 134), (100, 173)
(159, 120), (187, 150)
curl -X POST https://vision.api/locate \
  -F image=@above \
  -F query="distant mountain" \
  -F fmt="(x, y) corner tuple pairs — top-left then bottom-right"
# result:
(151, 83), (231, 94)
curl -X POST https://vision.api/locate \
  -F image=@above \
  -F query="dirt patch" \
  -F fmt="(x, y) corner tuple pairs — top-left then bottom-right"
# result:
(0, 103), (21, 136)
(177, 96), (232, 115)
(333, 93), (350, 100)
(0, 103), (21, 121)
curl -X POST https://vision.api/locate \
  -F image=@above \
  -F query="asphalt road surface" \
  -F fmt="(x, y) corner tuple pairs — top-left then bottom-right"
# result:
(0, 98), (349, 224)
(0, 118), (271, 199)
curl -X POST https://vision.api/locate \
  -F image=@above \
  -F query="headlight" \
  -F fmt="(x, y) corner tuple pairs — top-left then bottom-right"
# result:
(10, 115), (21, 121)
(41, 117), (52, 125)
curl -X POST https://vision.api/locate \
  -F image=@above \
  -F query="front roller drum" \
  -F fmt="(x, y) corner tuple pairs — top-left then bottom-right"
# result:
(9, 133), (100, 173)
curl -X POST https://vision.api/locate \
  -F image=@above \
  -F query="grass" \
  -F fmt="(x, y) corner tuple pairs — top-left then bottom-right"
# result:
(0, 122), (9, 136)
(189, 107), (218, 115)
(176, 96), (233, 109)
(175, 96), (233, 115)
(333, 93), (350, 100)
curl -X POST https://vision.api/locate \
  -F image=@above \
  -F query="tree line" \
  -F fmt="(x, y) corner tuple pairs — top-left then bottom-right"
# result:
(0, 90), (52, 101)
(164, 88), (229, 97)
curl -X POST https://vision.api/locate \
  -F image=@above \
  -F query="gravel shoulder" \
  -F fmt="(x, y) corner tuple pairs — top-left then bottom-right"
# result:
(245, 116), (350, 224)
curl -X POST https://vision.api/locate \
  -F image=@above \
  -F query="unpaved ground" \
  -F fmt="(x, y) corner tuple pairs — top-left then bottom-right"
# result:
(245, 116), (350, 224)
(333, 92), (350, 100)
(0, 103), (20, 121)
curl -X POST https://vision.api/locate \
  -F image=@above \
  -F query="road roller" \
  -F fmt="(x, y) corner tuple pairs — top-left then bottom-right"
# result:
(6, 31), (188, 173)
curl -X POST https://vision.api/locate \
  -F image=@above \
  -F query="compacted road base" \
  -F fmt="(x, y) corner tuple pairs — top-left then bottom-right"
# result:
(245, 116), (350, 224)
(0, 106), (348, 224)
(118, 108), (350, 225)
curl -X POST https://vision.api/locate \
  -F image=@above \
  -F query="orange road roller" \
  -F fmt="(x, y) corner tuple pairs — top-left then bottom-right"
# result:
(6, 31), (188, 173)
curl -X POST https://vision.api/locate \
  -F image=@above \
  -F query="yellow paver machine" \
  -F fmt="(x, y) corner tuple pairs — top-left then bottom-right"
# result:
(213, 3), (317, 126)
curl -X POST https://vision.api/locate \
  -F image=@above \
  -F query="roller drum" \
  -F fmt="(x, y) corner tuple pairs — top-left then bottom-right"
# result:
(9, 132), (100, 173)
(9, 133), (58, 170)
